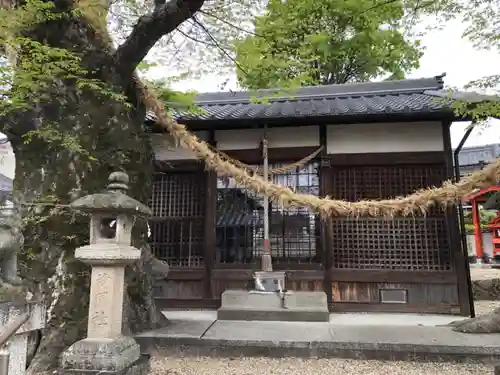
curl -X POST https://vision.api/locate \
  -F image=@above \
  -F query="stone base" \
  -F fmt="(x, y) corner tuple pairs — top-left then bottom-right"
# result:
(60, 354), (150, 375)
(217, 290), (329, 322)
(61, 336), (141, 372)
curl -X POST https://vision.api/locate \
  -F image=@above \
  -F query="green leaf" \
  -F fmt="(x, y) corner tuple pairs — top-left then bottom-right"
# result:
(234, 0), (423, 89)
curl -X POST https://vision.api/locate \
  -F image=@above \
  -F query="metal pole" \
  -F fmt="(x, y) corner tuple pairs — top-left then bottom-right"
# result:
(453, 122), (476, 318)
(261, 126), (272, 271)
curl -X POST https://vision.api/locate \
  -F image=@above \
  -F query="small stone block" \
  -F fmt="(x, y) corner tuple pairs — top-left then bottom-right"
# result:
(61, 336), (140, 372)
(218, 290), (329, 322)
(59, 354), (150, 375)
(254, 271), (285, 292)
(221, 290), (283, 309)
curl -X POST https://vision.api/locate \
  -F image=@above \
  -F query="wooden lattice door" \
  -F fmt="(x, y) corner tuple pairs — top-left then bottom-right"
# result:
(324, 163), (464, 314)
(149, 171), (206, 268)
(329, 164), (452, 272)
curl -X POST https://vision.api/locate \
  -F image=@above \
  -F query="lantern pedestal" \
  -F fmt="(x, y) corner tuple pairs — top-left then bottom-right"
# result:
(59, 172), (152, 375)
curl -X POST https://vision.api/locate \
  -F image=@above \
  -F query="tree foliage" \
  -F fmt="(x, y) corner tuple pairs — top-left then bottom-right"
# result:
(108, 0), (264, 84)
(0, 0), (210, 370)
(426, 0), (500, 121)
(234, 0), (423, 89)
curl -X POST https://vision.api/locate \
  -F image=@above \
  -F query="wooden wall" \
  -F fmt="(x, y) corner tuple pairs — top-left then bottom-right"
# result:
(150, 122), (471, 315)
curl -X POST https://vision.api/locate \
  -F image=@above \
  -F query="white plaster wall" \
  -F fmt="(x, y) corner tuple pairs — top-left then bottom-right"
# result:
(326, 122), (444, 154)
(215, 126), (320, 150)
(151, 131), (208, 160)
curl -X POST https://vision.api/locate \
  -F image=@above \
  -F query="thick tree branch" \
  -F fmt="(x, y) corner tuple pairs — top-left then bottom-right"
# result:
(113, 0), (205, 76)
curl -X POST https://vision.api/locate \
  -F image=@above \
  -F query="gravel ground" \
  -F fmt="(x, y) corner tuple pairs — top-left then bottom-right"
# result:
(150, 300), (500, 375)
(150, 356), (495, 375)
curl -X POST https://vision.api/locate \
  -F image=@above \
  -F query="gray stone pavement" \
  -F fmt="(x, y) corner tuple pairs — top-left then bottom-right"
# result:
(134, 310), (500, 364)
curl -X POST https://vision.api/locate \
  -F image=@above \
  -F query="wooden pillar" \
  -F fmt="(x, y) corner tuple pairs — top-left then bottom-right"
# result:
(442, 121), (473, 316)
(204, 130), (217, 299)
(319, 124), (332, 307)
(471, 200), (484, 260)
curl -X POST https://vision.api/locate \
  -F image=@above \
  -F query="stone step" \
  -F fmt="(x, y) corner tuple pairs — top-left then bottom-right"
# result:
(217, 290), (329, 322)
(217, 307), (329, 322)
(135, 316), (500, 364)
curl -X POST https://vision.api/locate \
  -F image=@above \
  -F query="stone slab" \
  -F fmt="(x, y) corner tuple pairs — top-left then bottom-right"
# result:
(137, 319), (215, 339)
(217, 308), (330, 322)
(60, 354), (150, 375)
(162, 310), (217, 322)
(218, 290), (329, 322)
(135, 318), (500, 364)
(328, 312), (463, 327)
(61, 336), (140, 371)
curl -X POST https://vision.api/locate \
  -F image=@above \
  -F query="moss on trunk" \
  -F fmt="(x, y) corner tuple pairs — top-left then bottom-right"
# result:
(8, 9), (166, 373)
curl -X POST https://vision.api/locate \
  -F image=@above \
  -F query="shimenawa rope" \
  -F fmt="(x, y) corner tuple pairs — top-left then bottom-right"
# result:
(207, 143), (324, 176)
(137, 78), (500, 218)
(78, 12), (500, 219)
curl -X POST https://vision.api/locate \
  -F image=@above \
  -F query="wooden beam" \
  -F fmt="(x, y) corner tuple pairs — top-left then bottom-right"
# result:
(326, 151), (445, 166)
(329, 269), (457, 284)
(222, 146), (319, 165)
(203, 129), (217, 299)
(319, 124), (333, 305)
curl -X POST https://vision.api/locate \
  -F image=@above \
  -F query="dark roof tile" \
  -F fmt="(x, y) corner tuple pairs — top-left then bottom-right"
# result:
(146, 75), (493, 124)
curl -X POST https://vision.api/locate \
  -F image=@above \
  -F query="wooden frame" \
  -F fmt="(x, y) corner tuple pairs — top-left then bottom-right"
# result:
(150, 122), (470, 315)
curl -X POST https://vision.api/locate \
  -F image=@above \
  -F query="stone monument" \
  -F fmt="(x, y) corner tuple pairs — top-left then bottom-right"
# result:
(0, 200), (46, 375)
(60, 172), (151, 375)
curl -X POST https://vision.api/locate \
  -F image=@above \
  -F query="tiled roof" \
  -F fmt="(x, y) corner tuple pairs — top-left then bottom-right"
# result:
(146, 74), (473, 125)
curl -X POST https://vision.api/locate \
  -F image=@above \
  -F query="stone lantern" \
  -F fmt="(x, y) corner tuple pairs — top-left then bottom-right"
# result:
(60, 172), (151, 375)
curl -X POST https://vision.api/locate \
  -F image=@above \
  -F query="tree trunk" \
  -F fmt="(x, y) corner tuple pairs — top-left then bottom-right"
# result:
(8, 10), (167, 372)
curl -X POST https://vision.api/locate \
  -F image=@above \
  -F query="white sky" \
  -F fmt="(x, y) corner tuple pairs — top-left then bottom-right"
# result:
(156, 18), (500, 150)
(2, 17), (499, 152)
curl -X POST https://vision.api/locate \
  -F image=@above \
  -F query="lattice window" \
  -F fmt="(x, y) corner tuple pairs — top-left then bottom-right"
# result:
(330, 164), (452, 271)
(216, 162), (320, 264)
(149, 172), (205, 267)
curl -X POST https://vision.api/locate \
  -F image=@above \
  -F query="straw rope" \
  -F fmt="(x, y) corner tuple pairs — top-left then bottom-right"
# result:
(63, 12), (500, 219)
(206, 143), (324, 176)
(136, 78), (500, 218)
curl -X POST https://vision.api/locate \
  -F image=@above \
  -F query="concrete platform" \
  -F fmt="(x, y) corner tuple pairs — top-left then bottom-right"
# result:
(135, 310), (500, 364)
(217, 290), (329, 322)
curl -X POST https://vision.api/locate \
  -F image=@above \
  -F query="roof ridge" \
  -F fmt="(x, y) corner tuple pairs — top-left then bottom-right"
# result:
(194, 75), (446, 105)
